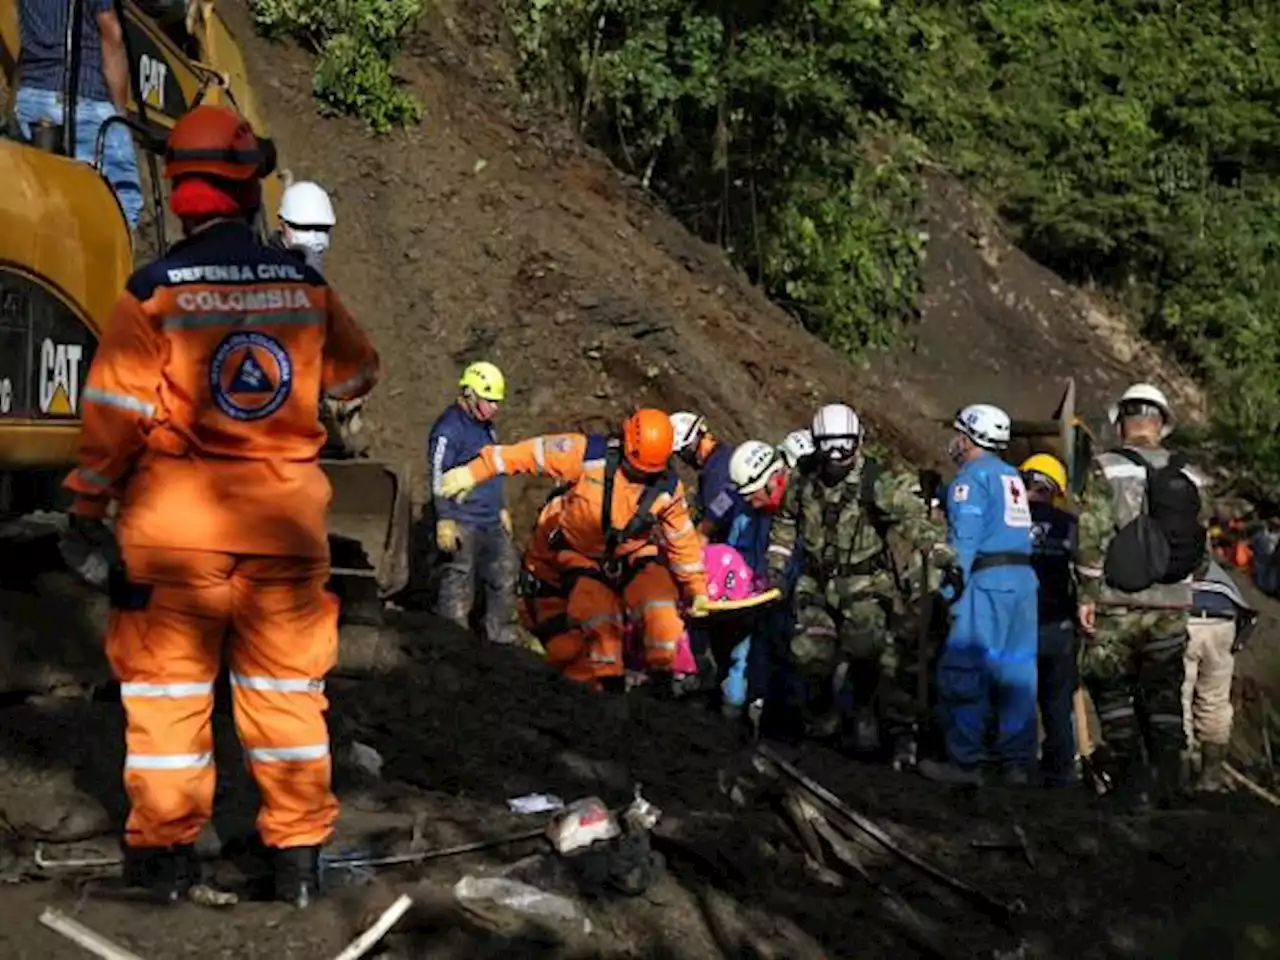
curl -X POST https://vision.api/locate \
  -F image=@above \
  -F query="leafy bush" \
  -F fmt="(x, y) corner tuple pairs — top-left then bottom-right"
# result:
(506, 0), (925, 351)
(250, 0), (423, 133)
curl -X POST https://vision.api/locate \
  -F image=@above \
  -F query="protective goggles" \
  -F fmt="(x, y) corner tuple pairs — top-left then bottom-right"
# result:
(815, 434), (860, 461)
(1020, 470), (1061, 495)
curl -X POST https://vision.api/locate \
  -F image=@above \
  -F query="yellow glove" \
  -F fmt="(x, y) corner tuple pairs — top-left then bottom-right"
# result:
(688, 594), (711, 618)
(500, 509), (513, 536)
(440, 465), (479, 501)
(436, 519), (462, 552)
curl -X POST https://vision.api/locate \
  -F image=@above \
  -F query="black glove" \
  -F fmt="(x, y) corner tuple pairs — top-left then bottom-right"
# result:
(1233, 611), (1259, 654)
(58, 515), (121, 590)
(940, 564), (965, 605)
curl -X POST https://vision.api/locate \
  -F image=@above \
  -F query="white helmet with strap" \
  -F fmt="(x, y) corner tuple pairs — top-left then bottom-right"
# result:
(953, 403), (1011, 450)
(812, 404), (862, 461)
(669, 411), (707, 455)
(1109, 382), (1174, 438)
(729, 440), (784, 495)
(777, 429), (815, 468)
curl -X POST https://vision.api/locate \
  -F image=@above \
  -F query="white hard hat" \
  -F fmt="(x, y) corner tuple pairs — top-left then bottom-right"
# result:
(777, 429), (815, 469)
(669, 411), (707, 454)
(1109, 382), (1173, 437)
(953, 403), (1011, 450)
(730, 440), (783, 495)
(278, 181), (336, 228)
(812, 404), (862, 460)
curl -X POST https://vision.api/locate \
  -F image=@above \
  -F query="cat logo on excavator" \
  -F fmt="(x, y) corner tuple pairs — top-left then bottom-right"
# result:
(0, 1), (409, 618)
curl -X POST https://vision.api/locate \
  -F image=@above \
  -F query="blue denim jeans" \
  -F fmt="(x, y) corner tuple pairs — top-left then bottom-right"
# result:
(15, 86), (143, 228)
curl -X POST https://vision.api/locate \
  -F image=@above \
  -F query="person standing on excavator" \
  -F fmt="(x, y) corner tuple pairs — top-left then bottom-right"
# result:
(14, 0), (142, 227)
(438, 409), (711, 688)
(428, 361), (517, 646)
(57, 105), (379, 908)
(769, 403), (948, 764)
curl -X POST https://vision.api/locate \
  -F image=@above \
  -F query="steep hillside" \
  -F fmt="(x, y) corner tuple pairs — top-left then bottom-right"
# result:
(219, 0), (1198, 518)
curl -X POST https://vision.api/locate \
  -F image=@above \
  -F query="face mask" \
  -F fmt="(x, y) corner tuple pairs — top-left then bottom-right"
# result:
(284, 226), (331, 272)
(947, 435), (967, 466)
(751, 472), (788, 513)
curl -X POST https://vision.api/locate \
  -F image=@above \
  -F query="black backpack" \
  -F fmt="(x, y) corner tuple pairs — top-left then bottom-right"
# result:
(1103, 449), (1206, 593)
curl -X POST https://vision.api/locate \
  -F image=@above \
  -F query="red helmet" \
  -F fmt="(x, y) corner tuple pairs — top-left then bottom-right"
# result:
(165, 104), (276, 182)
(622, 408), (675, 474)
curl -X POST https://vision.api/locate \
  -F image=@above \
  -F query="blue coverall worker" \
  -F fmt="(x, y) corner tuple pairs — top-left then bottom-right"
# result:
(919, 404), (1039, 786)
(428, 361), (517, 645)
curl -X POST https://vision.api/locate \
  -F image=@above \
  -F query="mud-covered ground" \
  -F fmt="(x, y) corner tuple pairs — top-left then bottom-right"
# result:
(1, 591), (1279, 960)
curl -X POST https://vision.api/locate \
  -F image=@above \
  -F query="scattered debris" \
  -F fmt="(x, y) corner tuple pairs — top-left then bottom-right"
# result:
(348, 741), (384, 780)
(507, 793), (564, 815)
(454, 876), (588, 931)
(39, 909), (145, 960)
(546, 797), (621, 855)
(756, 745), (1025, 919)
(330, 893), (414, 960)
(34, 844), (122, 871)
(1224, 762), (1280, 807)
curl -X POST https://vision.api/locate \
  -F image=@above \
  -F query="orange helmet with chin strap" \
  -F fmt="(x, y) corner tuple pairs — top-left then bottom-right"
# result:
(165, 104), (276, 182)
(622, 408), (674, 474)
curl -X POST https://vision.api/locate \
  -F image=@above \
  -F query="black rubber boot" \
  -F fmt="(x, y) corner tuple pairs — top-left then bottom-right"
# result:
(122, 844), (196, 904)
(272, 845), (322, 908)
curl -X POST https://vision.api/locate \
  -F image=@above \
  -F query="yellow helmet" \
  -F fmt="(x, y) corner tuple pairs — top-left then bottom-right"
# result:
(459, 361), (506, 402)
(1019, 453), (1068, 496)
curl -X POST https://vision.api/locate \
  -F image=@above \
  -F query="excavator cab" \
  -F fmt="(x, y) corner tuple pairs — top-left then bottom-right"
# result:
(0, 1), (409, 613)
(1004, 378), (1095, 499)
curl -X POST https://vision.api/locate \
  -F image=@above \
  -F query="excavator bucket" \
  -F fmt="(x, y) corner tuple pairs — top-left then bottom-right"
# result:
(1006, 378), (1095, 496)
(323, 458), (411, 622)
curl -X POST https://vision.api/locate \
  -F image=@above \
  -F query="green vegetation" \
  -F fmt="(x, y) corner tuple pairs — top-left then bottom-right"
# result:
(249, 0), (423, 133)
(507, 0), (1280, 473)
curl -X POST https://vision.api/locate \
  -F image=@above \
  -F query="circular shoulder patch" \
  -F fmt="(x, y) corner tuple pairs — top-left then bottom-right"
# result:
(210, 331), (293, 422)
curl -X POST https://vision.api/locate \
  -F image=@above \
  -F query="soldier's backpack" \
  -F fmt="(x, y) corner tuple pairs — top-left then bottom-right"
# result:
(1102, 449), (1207, 592)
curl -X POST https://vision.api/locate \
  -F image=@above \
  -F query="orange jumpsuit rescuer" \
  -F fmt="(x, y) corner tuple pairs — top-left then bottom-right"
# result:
(61, 105), (379, 906)
(441, 409), (711, 686)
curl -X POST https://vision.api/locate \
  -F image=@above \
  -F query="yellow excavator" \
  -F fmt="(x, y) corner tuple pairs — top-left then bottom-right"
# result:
(0, 0), (408, 619)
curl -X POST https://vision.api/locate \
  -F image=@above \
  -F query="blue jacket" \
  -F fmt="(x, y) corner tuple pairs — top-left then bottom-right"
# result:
(947, 452), (1036, 586)
(428, 404), (505, 526)
(698, 443), (740, 532)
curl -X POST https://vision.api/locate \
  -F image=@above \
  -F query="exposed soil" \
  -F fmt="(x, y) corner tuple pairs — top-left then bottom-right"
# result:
(0, 1), (1277, 957)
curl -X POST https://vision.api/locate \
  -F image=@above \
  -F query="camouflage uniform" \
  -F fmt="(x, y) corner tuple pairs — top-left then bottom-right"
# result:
(768, 459), (942, 742)
(1075, 445), (1211, 796)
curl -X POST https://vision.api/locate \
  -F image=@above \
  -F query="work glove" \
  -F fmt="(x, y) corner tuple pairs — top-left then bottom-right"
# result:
(687, 594), (712, 618)
(500, 509), (513, 537)
(927, 542), (958, 568)
(436, 518), (463, 553)
(58, 515), (121, 590)
(439, 465), (478, 501)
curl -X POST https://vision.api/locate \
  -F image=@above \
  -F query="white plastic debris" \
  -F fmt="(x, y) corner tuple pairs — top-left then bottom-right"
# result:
(546, 797), (621, 855)
(622, 784), (661, 834)
(349, 741), (384, 779)
(454, 876), (585, 926)
(507, 793), (565, 815)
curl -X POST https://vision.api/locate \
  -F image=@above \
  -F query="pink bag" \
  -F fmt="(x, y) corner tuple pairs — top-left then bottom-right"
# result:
(704, 543), (755, 602)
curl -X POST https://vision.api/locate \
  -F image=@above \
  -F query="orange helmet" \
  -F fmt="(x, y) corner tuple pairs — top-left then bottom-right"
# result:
(622, 408), (674, 474)
(164, 104), (276, 182)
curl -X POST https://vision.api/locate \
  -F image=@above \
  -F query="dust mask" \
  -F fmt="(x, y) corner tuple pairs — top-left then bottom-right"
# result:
(284, 225), (331, 273)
